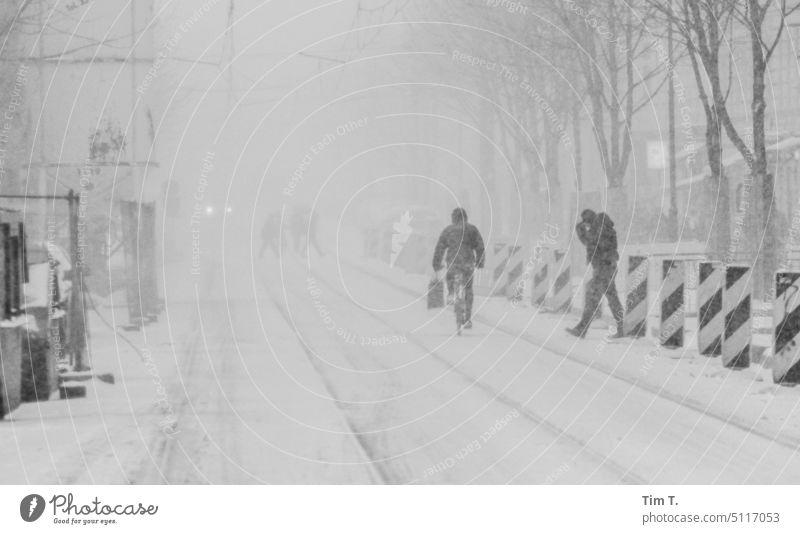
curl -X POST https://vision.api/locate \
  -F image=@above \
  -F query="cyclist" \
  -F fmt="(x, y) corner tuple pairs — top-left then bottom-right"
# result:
(432, 207), (485, 329)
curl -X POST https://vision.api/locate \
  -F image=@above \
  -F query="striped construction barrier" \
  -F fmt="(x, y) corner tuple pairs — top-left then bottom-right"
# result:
(723, 264), (751, 369)
(531, 255), (549, 306)
(546, 250), (571, 313)
(697, 261), (723, 356)
(660, 260), (685, 348)
(489, 242), (511, 296)
(773, 272), (800, 384)
(473, 246), (495, 296)
(505, 243), (526, 302)
(474, 242), (505, 296)
(624, 255), (648, 338)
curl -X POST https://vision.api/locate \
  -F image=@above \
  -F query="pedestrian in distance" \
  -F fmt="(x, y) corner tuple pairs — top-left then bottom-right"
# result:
(432, 207), (486, 329)
(259, 211), (282, 258)
(566, 209), (625, 338)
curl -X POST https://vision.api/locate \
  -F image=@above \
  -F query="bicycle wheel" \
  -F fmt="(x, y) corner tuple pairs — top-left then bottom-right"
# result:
(454, 273), (466, 334)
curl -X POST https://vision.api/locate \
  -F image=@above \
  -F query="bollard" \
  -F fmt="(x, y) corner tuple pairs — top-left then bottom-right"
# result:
(697, 261), (723, 356)
(531, 255), (549, 306)
(660, 260), (685, 348)
(547, 250), (572, 313)
(505, 243), (526, 302)
(723, 264), (751, 369)
(773, 272), (800, 384)
(488, 242), (510, 297)
(473, 245), (495, 297)
(624, 255), (648, 338)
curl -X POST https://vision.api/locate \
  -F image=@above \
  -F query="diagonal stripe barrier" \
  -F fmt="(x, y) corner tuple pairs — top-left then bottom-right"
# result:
(505, 243), (526, 302)
(698, 261), (723, 356)
(773, 271), (800, 384)
(624, 255), (648, 338)
(723, 264), (751, 369)
(546, 249), (572, 313)
(531, 253), (549, 306)
(660, 260), (685, 348)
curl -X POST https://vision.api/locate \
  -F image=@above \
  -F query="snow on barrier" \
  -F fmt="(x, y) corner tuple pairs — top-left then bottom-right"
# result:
(505, 243), (527, 302)
(660, 260), (685, 348)
(546, 250), (571, 313)
(624, 255), (648, 338)
(531, 254), (549, 306)
(474, 247), (494, 296)
(488, 242), (511, 297)
(723, 264), (751, 369)
(697, 261), (723, 356)
(773, 271), (800, 384)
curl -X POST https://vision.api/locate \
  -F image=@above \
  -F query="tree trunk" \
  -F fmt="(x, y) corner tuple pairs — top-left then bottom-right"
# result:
(572, 101), (583, 192)
(751, 32), (773, 299)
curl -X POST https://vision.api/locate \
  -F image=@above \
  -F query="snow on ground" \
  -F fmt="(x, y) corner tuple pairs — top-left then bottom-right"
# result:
(0, 261), (378, 484)
(4, 251), (800, 484)
(351, 257), (800, 444)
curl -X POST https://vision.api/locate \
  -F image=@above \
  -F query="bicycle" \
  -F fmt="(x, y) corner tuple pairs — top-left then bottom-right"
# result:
(453, 271), (467, 335)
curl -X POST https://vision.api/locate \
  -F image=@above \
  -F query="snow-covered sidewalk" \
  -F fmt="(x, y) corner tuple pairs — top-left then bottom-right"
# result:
(352, 258), (800, 447)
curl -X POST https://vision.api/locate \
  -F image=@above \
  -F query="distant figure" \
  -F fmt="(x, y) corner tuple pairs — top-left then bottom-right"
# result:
(259, 212), (281, 258)
(567, 209), (625, 338)
(432, 207), (485, 329)
(290, 207), (323, 258)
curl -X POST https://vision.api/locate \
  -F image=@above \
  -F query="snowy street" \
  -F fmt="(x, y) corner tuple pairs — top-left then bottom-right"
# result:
(5, 253), (800, 485)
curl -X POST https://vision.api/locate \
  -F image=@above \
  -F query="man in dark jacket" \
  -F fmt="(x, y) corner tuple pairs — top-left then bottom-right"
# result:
(567, 209), (625, 338)
(432, 207), (485, 328)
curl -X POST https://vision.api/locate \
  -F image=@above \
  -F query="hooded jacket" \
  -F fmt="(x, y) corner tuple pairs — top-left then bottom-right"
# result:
(576, 212), (619, 267)
(433, 219), (485, 271)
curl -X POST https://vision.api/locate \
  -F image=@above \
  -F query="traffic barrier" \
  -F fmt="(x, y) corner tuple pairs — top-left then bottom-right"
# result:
(474, 243), (500, 296)
(547, 250), (571, 313)
(773, 271), (800, 384)
(531, 255), (549, 306)
(660, 260), (685, 348)
(505, 243), (526, 302)
(488, 242), (510, 297)
(624, 255), (648, 337)
(723, 264), (751, 369)
(697, 261), (723, 356)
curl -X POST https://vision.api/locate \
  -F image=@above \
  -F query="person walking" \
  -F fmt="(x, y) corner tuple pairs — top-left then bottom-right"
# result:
(566, 209), (625, 338)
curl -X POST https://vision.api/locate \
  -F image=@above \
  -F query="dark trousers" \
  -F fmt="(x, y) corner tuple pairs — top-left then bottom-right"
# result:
(578, 262), (624, 331)
(446, 266), (474, 321)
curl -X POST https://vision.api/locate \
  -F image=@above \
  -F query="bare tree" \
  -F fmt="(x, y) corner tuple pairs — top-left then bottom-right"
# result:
(646, 0), (736, 257)
(548, 0), (668, 222)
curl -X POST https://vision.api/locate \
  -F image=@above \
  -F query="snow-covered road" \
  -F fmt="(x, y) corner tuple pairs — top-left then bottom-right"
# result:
(136, 254), (800, 484)
(5, 253), (800, 484)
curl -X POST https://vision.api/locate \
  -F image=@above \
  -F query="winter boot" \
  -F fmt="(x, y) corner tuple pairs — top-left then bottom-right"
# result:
(566, 325), (587, 338)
